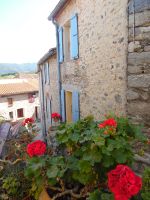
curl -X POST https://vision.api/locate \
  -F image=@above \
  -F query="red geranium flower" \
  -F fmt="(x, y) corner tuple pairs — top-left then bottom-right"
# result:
(51, 112), (61, 119)
(107, 164), (142, 200)
(23, 117), (34, 126)
(26, 140), (46, 157)
(98, 118), (117, 129)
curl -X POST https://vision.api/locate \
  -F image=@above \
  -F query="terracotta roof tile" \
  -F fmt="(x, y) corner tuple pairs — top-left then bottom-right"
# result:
(0, 79), (38, 96)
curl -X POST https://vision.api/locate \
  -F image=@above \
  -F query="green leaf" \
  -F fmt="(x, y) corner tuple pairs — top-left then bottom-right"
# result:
(46, 166), (59, 178)
(69, 132), (80, 142)
(113, 149), (127, 163)
(72, 171), (92, 185)
(102, 156), (114, 167)
(92, 135), (105, 146)
(88, 189), (101, 200)
(78, 160), (92, 173)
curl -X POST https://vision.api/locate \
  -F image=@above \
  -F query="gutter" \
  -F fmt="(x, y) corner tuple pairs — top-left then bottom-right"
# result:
(52, 19), (62, 116)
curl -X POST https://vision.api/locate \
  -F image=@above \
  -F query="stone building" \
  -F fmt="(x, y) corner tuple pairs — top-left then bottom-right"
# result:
(49, 0), (128, 123)
(37, 48), (59, 133)
(47, 0), (150, 127)
(0, 79), (39, 121)
(127, 0), (150, 127)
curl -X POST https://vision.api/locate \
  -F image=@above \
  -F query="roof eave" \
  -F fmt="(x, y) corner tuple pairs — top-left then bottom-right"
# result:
(37, 48), (56, 67)
(48, 0), (68, 21)
(0, 90), (38, 97)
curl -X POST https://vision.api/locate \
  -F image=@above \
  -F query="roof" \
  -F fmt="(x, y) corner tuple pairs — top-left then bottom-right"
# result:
(37, 48), (56, 72)
(0, 79), (38, 96)
(48, 0), (69, 21)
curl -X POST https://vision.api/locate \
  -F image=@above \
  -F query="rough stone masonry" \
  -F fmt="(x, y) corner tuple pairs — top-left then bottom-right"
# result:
(127, 0), (150, 127)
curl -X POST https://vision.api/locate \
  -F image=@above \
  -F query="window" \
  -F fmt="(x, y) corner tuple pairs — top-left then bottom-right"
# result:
(17, 108), (24, 118)
(64, 21), (71, 61)
(7, 98), (13, 107)
(47, 63), (50, 84)
(44, 63), (47, 83)
(58, 27), (64, 63)
(58, 14), (79, 62)
(9, 111), (13, 120)
(70, 14), (79, 59)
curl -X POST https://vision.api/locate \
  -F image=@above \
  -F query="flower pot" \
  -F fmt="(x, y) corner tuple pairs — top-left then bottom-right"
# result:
(39, 189), (52, 200)
(53, 118), (59, 122)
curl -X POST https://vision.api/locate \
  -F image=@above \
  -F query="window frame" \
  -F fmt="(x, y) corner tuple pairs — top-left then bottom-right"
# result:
(7, 98), (13, 107)
(17, 108), (24, 118)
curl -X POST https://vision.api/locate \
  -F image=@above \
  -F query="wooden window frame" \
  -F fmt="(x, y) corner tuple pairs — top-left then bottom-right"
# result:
(17, 108), (24, 118)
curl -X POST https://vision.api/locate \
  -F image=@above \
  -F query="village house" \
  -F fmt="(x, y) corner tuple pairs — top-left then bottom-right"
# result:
(0, 78), (40, 122)
(46, 0), (150, 128)
(37, 48), (59, 133)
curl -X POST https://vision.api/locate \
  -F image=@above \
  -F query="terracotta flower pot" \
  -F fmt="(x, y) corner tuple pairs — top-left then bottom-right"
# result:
(53, 118), (59, 122)
(39, 189), (51, 200)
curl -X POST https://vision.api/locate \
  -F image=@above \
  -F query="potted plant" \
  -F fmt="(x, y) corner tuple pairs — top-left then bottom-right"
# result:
(24, 114), (147, 200)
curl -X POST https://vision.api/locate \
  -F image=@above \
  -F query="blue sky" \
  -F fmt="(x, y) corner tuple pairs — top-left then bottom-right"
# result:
(0, 0), (59, 63)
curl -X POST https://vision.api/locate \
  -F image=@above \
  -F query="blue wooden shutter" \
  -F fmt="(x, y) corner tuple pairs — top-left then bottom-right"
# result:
(58, 27), (64, 63)
(47, 62), (50, 84)
(72, 91), (79, 122)
(71, 14), (79, 59)
(61, 89), (66, 122)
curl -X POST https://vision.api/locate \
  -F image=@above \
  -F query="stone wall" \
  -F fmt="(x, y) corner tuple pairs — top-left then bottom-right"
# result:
(127, 0), (150, 127)
(48, 54), (59, 115)
(55, 0), (128, 120)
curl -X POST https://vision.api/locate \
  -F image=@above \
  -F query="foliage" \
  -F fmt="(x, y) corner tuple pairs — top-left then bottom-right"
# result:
(0, 132), (33, 200)
(141, 167), (150, 200)
(2, 176), (20, 196)
(25, 114), (146, 199)
(88, 189), (114, 200)
(0, 114), (5, 125)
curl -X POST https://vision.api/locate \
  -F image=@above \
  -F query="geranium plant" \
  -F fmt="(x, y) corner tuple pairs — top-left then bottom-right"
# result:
(22, 117), (38, 135)
(25, 114), (146, 199)
(27, 140), (46, 157)
(51, 112), (61, 122)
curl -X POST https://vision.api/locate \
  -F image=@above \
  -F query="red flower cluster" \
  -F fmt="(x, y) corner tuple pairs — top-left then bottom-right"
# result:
(26, 140), (46, 157)
(22, 117), (34, 126)
(51, 113), (61, 120)
(98, 118), (117, 129)
(107, 164), (142, 200)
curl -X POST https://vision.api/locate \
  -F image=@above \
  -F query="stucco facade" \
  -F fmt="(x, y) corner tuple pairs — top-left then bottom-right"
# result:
(0, 93), (39, 121)
(51, 0), (128, 120)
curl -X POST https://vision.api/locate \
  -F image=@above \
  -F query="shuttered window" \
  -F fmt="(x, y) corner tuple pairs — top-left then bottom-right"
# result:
(70, 14), (79, 59)
(61, 89), (66, 122)
(72, 91), (79, 122)
(58, 27), (64, 63)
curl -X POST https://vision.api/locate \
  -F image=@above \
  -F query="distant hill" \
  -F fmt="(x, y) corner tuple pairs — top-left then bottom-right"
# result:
(0, 63), (37, 75)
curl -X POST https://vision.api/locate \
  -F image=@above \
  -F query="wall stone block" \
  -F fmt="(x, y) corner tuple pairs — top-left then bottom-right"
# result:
(128, 52), (150, 65)
(128, 74), (150, 88)
(127, 89), (139, 100)
(129, 10), (150, 28)
(129, 26), (150, 42)
(128, 41), (142, 52)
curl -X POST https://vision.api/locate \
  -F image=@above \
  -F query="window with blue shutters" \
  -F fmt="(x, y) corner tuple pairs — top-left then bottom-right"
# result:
(47, 62), (50, 84)
(72, 91), (79, 122)
(63, 21), (71, 61)
(58, 27), (64, 63)
(61, 89), (66, 122)
(70, 14), (79, 59)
